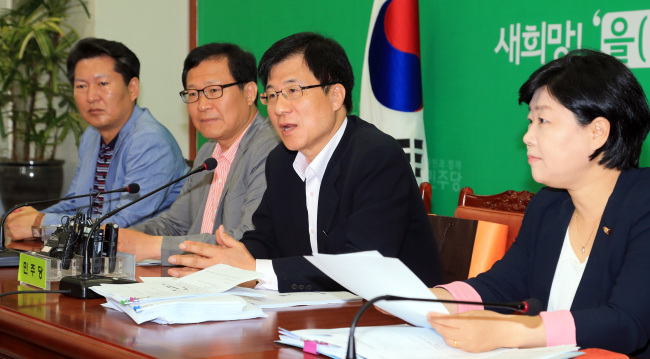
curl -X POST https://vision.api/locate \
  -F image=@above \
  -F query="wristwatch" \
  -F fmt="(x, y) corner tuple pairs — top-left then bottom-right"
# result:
(31, 213), (45, 238)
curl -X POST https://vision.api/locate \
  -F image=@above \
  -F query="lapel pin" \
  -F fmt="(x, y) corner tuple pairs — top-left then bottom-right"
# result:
(603, 226), (611, 235)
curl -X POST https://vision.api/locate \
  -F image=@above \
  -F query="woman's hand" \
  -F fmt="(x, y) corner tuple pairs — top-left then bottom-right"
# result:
(430, 287), (458, 314)
(427, 310), (546, 352)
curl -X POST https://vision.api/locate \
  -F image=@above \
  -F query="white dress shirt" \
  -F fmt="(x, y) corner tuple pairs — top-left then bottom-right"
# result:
(256, 118), (348, 290)
(547, 228), (589, 311)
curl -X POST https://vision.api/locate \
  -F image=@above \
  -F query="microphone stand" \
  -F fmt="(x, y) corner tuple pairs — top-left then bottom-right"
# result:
(346, 295), (541, 359)
(0, 185), (138, 267)
(60, 159), (218, 299)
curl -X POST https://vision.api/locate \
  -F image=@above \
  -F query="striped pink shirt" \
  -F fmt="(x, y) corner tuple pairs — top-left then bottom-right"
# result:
(199, 120), (253, 234)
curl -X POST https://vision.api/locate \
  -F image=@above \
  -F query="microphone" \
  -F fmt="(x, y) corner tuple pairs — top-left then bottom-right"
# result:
(346, 295), (542, 359)
(59, 158), (218, 299)
(122, 183), (140, 194)
(0, 183), (140, 267)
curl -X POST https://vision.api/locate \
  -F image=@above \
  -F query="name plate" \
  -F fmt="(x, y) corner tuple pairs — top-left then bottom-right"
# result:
(18, 253), (47, 289)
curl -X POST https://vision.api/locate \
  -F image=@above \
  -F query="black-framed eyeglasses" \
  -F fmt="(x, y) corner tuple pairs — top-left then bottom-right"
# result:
(179, 82), (242, 103)
(260, 83), (334, 105)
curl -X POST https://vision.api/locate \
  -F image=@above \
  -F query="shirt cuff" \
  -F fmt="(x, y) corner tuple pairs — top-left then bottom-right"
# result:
(160, 236), (184, 265)
(436, 281), (484, 313)
(540, 310), (576, 346)
(42, 212), (61, 227)
(255, 259), (278, 291)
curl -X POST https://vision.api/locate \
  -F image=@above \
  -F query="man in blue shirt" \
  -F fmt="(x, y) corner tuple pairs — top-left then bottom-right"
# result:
(5, 38), (188, 240)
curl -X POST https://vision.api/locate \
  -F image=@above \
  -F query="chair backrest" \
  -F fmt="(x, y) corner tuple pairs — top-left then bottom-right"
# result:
(419, 182), (432, 214)
(429, 214), (508, 282)
(454, 187), (534, 250)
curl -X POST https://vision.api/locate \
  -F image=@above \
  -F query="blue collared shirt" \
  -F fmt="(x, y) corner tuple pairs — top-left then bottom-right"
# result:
(43, 104), (189, 227)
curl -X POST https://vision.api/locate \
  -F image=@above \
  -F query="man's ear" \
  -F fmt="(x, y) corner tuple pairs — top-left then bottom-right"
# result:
(243, 81), (258, 106)
(590, 117), (610, 150)
(329, 83), (345, 112)
(128, 77), (140, 102)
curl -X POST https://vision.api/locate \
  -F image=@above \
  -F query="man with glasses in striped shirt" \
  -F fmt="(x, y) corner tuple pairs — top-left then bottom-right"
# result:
(117, 43), (279, 264)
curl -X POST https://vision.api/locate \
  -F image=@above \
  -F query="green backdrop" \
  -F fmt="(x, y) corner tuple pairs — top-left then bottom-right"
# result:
(197, 0), (650, 216)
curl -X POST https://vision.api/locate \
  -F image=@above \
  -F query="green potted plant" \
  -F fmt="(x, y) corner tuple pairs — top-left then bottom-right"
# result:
(0, 0), (88, 210)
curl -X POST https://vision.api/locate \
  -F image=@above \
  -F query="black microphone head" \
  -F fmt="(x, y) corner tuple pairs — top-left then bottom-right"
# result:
(126, 183), (140, 194)
(203, 158), (218, 171)
(522, 298), (542, 316)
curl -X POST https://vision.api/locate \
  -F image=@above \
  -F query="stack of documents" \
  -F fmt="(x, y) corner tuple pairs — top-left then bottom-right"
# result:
(92, 264), (266, 324)
(241, 289), (359, 308)
(91, 263), (360, 324)
(103, 293), (264, 324)
(277, 252), (582, 358)
(278, 325), (582, 359)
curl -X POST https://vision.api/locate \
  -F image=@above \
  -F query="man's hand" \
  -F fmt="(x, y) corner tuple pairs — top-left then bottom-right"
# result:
(117, 228), (163, 262)
(5, 206), (40, 241)
(167, 225), (255, 277)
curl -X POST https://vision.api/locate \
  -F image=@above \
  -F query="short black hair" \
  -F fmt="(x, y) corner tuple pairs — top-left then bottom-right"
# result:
(181, 43), (257, 104)
(258, 32), (354, 112)
(67, 37), (140, 85)
(519, 49), (650, 170)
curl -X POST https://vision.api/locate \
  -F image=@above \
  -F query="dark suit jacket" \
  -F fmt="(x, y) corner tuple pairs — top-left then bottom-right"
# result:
(466, 167), (650, 357)
(241, 115), (443, 292)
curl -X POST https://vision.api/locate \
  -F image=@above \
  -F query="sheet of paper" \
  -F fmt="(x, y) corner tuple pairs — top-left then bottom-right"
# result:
(151, 303), (266, 324)
(244, 290), (360, 308)
(94, 265), (270, 325)
(139, 276), (178, 283)
(176, 263), (262, 290)
(306, 251), (447, 327)
(92, 263), (263, 302)
(278, 326), (582, 359)
(491, 346), (584, 359)
(104, 294), (266, 325)
(278, 336), (346, 359)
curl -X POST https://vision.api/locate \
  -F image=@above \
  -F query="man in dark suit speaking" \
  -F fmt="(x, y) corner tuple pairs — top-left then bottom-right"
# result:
(168, 32), (443, 292)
